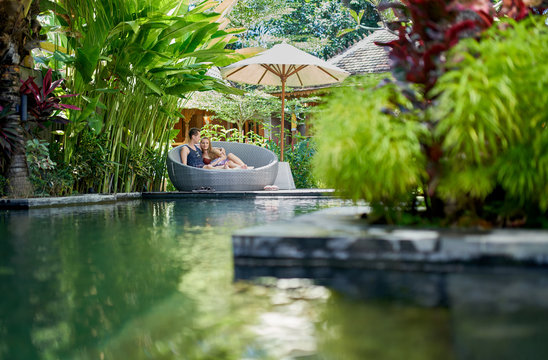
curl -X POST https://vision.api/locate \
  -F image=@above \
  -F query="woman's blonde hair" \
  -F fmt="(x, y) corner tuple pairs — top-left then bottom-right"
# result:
(200, 137), (212, 155)
(209, 147), (224, 159)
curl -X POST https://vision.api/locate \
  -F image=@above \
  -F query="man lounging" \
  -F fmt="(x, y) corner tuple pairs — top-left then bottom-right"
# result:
(180, 128), (211, 168)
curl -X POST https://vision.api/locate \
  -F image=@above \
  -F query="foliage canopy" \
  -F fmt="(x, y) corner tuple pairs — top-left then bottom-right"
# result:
(229, 0), (380, 58)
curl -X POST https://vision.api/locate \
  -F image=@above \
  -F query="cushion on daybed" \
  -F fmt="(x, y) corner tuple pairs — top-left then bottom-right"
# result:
(167, 141), (279, 191)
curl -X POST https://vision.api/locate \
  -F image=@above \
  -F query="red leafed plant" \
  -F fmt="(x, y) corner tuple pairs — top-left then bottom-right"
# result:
(19, 68), (80, 128)
(377, 0), (495, 103)
(377, 0), (548, 105)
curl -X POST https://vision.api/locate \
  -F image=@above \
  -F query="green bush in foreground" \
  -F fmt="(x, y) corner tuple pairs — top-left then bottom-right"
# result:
(434, 17), (548, 214)
(314, 17), (548, 226)
(313, 76), (426, 204)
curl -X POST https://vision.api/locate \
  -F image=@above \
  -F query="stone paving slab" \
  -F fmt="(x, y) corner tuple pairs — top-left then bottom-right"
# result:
(232, 206), (548, 269)
(0, 192), (141, 209)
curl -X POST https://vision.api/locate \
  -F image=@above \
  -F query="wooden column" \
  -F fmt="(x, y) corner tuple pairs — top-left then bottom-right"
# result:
(180, 109), (195, 144)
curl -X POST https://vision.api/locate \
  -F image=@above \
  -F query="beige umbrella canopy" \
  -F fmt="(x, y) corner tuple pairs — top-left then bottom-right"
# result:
(220, 42), (350, 161)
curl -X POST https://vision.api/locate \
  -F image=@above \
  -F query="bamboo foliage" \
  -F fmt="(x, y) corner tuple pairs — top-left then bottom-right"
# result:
(41, 0), (244, 192)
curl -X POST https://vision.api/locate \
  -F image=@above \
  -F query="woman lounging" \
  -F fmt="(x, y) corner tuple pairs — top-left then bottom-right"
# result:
(200, 137), (250, 169)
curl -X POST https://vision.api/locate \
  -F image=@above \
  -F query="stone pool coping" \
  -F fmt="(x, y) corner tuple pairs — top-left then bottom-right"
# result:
(0, 189), (334, 209)
(142, 189), (334, 199)
(0, 192), (142, 209)
(232, 206), (548, 270)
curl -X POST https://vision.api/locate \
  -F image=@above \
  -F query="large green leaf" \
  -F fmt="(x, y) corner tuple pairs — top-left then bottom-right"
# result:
(75, 46), (100, 83)
(179, 49), (239, 64)
(138, 75), (165, 96)
(52, 50), (75, 65)
(157, 20), (210, 43)
(170, 0), (191, 17)
(178, 23), (220, 54)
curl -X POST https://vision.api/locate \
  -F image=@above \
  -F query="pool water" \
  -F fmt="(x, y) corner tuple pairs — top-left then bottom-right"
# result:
(1, 198), (548, 360)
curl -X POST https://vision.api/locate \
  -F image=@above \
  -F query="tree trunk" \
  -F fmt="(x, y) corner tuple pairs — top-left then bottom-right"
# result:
(0, 64), (32, 197)
(237, 122), (244, 141)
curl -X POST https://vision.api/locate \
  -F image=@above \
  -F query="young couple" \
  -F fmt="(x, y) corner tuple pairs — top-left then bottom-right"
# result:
(180, 128), (250, 169)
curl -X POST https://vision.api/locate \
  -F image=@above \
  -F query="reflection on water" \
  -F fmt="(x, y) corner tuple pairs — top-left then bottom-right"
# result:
(1, 198), (548, 360)
(237, 266), (548, 360)
(0, 198), (347, 360)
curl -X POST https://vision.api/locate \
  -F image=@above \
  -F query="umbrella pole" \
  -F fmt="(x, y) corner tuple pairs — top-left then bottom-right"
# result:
(281, 79), (286, 162)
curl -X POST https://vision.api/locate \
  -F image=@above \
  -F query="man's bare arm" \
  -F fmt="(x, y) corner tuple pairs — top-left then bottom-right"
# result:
(180, 146), (190, 165)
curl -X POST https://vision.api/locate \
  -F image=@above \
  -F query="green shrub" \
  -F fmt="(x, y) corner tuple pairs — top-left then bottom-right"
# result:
(312, 76), (426, 203)
(68, 130), (112, 193)
(314, 17), (548, 226)
(26, 139), (74, 196)
(433, 17), (548, 212)
(285, 137), (318, 189)
(123, 145), (168, 192)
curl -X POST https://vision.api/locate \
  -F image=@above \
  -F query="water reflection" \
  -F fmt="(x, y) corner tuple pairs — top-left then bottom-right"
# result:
(4, 198), (546, 360)
(0, 198), (346, 360)
(236, 266), (548, 360)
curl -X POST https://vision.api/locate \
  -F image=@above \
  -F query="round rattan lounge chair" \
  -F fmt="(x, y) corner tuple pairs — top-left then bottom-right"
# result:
(167, 141), (279, 191)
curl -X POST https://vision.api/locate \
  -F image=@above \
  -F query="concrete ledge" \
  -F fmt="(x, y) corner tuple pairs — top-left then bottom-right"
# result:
(232, 206), (548, 269)
(0, 192), (141, 209)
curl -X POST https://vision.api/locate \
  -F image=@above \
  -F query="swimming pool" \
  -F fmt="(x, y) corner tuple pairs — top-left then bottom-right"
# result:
(1, 198), (547, 359)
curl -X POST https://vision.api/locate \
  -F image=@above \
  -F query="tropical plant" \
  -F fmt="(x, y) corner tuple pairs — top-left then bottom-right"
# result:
(337, 0), (397, 37)
(26, 139), (56, 171)
(66, 129), (112, 194)
(313, 75), (426, 203)
(314, 0), (548, 225)
(200, 123), (269, 146)
(371, 0), (497, 216)
(285, 136), (318, 188)
(19, 68), (80, 129)
(40, 0), (245, 193)
(25, 139), (74, 196)
(229, 0), (380, 58)
(433, 16), (548, 223)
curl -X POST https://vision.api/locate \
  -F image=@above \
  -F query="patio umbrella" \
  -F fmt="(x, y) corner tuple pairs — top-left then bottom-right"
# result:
(220, 42), (350, 161)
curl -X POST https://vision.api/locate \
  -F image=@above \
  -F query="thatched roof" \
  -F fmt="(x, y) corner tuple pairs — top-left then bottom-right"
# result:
(327, 29), (397, 75)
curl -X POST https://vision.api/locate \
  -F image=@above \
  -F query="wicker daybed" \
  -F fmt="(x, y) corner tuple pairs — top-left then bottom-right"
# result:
(167, 141), (279, 191)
